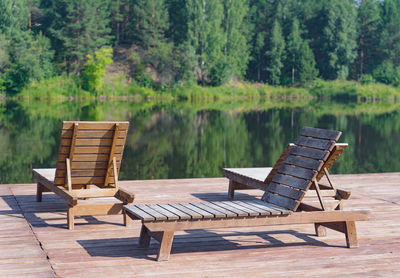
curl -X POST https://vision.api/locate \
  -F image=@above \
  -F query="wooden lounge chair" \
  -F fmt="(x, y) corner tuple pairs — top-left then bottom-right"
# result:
(123, 127), (370, 261)
(224, 142), (348, 200)
(33, 121), (135, 230)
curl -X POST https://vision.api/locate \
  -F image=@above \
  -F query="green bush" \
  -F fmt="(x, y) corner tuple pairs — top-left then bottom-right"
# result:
(80, 47), (113, 93)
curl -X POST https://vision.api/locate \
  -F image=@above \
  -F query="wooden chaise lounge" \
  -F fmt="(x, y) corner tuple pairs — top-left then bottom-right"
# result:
(123, 127), (370, 261)
(33, 121), (135, 230)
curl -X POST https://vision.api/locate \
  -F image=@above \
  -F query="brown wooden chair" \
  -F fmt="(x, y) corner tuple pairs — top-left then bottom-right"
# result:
(33, 121), (135, 229)
(123, 127), (369, 261)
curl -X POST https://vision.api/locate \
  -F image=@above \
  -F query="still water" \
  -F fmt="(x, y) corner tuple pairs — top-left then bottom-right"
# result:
(1, 99), (400, 184)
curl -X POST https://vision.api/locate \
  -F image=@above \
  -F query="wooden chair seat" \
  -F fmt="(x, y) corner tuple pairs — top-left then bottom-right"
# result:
(123, 127), (370, 261)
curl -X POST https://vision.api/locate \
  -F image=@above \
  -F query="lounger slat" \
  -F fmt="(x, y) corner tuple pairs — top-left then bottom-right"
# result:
(60, 138), (127, 147)
(62, 121), (129, 130)
(283, 155), (322, 170)
(58, 154), (122, 162)
(169, 204), (203, 219)
(268, 182), (304, 200)
(294, 136), (335, 150)
(300, 127), (341, 141)
(146, 204), (180, 220)
(277, 164), (317, 180)
(211, 201), (249, 217)
(246, 200), (290, 215)
(232, 201), (272, 216)
(124, 205), (154, 221)
(157, 204), (192, 220)
(56, 161), (116, 170)
(198, 202), (238, 218)
(220, 201), (259, 217)
(289, 146), (329, 160)
(181, 203), (215, 219)
(262, 193), (299, 210)
(272, 174), (310, 190)
(59, 146), (124, 155)
(61, 129), (128, 139)
(191, 203), (227, 218)
(135, 205), (168, 221)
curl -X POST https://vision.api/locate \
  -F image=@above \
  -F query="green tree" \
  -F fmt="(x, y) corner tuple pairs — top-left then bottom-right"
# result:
(318, 0), (358, 80)
(41, 0), (111, 73)
(266, 19), (285, 85)
(186, 0), (224, 85)
(220, 0), (250, 81)
(380, 0), (400, 66)
(298, 40), (318, 84)
(81, 47), (113, 92)
(285, 18), (303, 85)
(357, 0), (381, 77)
(0, 0), (29, 36)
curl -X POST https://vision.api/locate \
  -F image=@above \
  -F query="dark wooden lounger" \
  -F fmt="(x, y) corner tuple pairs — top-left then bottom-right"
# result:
(123, 127), (370, 261)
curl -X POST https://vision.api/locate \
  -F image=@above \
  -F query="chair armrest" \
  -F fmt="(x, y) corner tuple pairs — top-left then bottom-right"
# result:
(115, 188), (135, 204)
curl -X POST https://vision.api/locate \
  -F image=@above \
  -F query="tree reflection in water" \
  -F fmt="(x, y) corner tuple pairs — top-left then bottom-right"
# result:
(1, 99), (400, 184)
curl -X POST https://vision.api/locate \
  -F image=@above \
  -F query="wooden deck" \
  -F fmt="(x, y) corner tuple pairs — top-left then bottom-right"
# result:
(1, 173), (399, 277)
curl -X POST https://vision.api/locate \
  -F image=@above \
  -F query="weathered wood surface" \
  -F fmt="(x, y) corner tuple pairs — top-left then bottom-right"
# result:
(0, 172), (400, 276)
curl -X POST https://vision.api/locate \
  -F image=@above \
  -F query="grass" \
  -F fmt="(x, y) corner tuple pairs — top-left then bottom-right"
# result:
(9, 74), (400, 102)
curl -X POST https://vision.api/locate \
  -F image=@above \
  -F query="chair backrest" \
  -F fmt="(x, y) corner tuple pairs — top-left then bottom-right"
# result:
(54, 121), (129, 189)
(261, 127), (342, 211)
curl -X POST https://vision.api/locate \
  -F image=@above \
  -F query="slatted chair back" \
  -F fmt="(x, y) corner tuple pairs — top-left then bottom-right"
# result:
(261, 127), (341, 211)
(54, 121), (129, 190)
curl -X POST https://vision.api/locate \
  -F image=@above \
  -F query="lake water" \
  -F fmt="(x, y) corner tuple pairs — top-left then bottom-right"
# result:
(1, 99), (400, 184)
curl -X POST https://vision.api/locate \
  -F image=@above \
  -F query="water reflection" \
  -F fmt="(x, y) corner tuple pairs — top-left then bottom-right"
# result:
(1, 99), (400, 184)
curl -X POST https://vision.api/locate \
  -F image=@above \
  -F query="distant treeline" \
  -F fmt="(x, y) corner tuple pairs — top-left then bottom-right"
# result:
(1, 0), (400, 95)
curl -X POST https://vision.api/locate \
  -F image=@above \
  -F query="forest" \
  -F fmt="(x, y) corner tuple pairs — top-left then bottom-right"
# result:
(1, 0), (400, 97)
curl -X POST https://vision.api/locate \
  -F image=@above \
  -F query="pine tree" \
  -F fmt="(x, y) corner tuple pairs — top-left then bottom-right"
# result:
(380, 0), (400, 66)
(357, 0), (381, 77)
(186, 0), (224, 85)
(299, 40), (318, 84)
(221, 0), (250, 80)
(266, 19), (285, 85)
(40, 0), (111, 73)
(286, 17), (303, 85)
(131, 0), (169, 49)
(0, 0), (29, 37)
(318, 0), (358, 80)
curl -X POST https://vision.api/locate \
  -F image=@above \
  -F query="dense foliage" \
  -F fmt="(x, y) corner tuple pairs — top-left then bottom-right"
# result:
(1, 0), (400, 96)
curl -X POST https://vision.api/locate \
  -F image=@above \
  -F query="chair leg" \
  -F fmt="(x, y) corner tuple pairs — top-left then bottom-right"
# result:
(36, 183), (44, 202)
(67, 205), (74, 230)
(228, 180), (235, 199)
(123, 211), (132, 227)
(314, 223), (327, 237)
(139, 225), (151, 248)
(157, 231), (175, 261)
(344, 221), (358, 248)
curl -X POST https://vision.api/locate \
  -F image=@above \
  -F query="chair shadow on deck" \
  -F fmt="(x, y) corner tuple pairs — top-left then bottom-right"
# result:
(77, 228), (343, 261)
(1, 194), (125, 229)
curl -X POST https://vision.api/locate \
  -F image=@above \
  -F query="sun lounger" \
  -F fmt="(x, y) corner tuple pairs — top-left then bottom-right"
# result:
(123, 127), (369, 261)
(33, 121), (135, 229)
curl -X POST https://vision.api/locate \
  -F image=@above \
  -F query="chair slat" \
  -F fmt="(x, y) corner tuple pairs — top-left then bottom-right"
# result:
(135, 205), (168, 221)
(262, 193), (299, 211)
(157, 204), (192, 220)
(294, 136), (335, 150)
(300, 127), (341, 140)
(277, 164), (317, 180)
(181, 203), (215, 219)
(199, 202), (238, 218)
(232, 201), (272, 216)
(191, 203), (227, 218)
(211, 201), (249, 217)
(289, 146), (329, 160)
(169, 204), (203, 219)
(283, 155), (321, 170)
(62, 121), (129, 130)
(124, 205), (155, 221)
(220, 201), (260, 217)
(146, 204), (180, 220)
(272, 174), (311, 190)
(268, 182), (304, 200)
